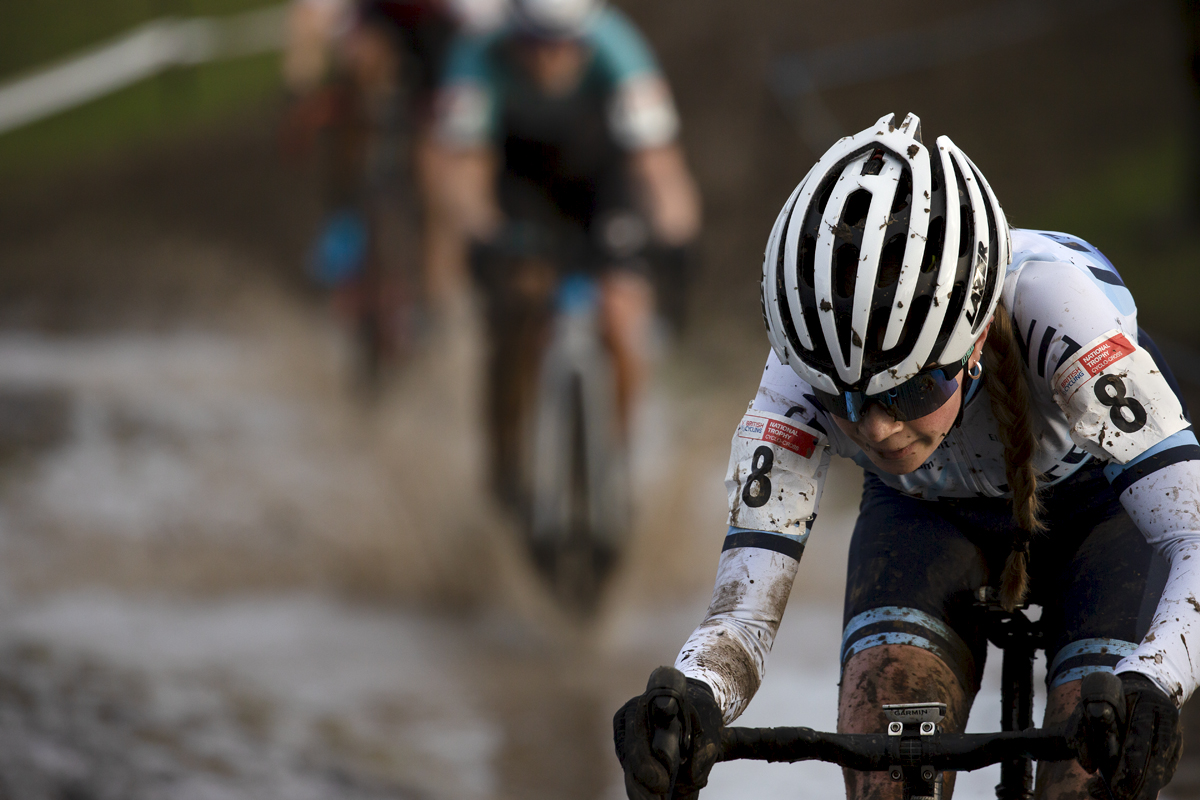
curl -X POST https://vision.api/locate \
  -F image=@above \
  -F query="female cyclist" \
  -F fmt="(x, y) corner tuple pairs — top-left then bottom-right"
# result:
(613, 112), (1196, 800)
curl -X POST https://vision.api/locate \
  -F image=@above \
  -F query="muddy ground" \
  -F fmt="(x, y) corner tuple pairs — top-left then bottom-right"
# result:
(2, 0), (1200, 797)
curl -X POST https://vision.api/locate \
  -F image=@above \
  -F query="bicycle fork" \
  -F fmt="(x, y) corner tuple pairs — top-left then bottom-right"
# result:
(998, 635), (1036, 799)
(978, 589), (1041, 800)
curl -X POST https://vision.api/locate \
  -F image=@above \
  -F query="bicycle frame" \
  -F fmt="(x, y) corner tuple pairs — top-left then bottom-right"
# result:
(977, 588), (1043, 799)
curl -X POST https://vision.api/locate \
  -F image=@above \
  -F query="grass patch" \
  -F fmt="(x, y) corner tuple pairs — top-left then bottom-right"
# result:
(0, 0), (279, 79)
(0, 52), (283, 178)
(0, 0), (287, 179)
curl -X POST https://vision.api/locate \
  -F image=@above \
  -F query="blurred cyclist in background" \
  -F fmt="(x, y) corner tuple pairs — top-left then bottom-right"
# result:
(282, 0), (505, 378)
(433, 0), (701, 505)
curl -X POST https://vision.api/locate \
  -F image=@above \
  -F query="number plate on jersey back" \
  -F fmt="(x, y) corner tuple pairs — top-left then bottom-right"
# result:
(725, 410), (825, 532)
(1053, 330), (1187, 463)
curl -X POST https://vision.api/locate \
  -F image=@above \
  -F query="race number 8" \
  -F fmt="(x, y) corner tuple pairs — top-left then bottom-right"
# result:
(1094, 375), (1147, 434)
(742, 445), (773, 508)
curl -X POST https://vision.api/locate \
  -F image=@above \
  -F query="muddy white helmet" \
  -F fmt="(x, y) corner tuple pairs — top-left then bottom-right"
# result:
(761, 112), (1010, 409)
(511, 0), (604, 39)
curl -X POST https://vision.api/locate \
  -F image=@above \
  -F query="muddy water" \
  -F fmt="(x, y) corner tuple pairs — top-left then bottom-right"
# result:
(0, 283), (1147, 800)
(18, 256), (1195, 799)
(2, 278), (1190, 798)
(0, 276), (826, 799)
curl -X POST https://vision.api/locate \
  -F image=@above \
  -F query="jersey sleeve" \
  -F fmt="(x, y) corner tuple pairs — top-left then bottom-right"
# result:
(675, 353), (831, 722)
(674, 544), (801, 722)
(587, 8), (680, 150)
(1112, 458), (1200, 705)
(1050, 328), (1188, 464)
(1008, 233), (1200, 704)
(726, 354), (831, 535)
(1005, 255), (1188, 465)
(434, 32), (499, 148)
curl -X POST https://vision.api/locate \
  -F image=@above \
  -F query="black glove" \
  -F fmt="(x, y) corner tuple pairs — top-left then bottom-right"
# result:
(1068, 671), (1183, 800)
(613, 667), (724, 800)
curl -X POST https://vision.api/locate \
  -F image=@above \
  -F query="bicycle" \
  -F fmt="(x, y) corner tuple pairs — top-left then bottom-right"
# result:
(474, 222), (632, 617)
(298, 60), (428, 393)
(528, 271), (631, 614)
(640, 590), (1121, 800)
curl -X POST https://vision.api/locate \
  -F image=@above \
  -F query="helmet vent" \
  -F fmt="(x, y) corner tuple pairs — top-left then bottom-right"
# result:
(866, 293), (932, 374)
(799, 233), (816, 288)
(895, 294), (932, 364)
(920, 151), (947, 277)
(890, 169), (912, 213)
(958, 203), (972, 258)
(776, 264), (805, 358)
(816, 178), (836, 215)
(936, 281), (967, 355)
(877, 234), (905, 288)
(921, 217), (944, 274)
(834, 243), (859, 299)
(800, 303), (833, 370)
(969, 162), (1001, 333)
(842, 190), (872, 228)
(865, 306), (889, 352)
(951, 153), (975, 261)
(776, 208), (806, 358)
(861, 149), (885, 176)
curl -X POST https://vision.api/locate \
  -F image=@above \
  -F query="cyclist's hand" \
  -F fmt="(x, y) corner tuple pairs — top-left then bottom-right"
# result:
(1068, 671), (1182, 800)
(613, 667), (723, 800)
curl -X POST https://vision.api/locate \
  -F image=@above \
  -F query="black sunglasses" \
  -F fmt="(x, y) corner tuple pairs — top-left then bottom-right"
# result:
(811, 360), (969, 423)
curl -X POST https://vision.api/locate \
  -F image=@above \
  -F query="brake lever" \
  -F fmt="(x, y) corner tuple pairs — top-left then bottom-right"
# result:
(1078, 672), (1126, 799)
(644, 666), (689, 798)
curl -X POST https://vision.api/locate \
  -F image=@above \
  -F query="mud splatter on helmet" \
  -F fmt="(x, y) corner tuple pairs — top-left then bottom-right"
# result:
(761, 112), (1010, 394)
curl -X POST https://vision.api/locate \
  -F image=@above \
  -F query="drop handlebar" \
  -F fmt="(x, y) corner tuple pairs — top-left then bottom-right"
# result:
(719, 725), (1073, 772)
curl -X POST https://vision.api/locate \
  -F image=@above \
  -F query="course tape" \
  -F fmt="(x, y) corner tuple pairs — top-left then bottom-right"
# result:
(0, 5), (287, 136)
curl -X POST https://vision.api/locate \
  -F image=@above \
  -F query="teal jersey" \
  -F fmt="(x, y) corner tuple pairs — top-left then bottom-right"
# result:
(437, 6), (678, 150)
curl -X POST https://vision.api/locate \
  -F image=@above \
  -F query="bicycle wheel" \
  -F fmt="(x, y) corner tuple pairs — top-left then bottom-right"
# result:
(529, 299), (630, 616)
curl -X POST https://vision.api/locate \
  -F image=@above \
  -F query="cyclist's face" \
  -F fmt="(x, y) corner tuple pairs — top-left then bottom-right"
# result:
(831, 389), (963, 475)
(516, 38), (588, 95)
(830, 329), (988, 475)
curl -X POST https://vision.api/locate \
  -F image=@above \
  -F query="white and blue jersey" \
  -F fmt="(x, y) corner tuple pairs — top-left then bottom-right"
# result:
(676, 229), (1200, 722)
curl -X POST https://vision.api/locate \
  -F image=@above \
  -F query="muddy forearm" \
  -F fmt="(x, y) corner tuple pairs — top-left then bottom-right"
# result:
(1116, 460), (1200, 705)
(674, 540), (801, 723)
(1117, 550), (1200, 706)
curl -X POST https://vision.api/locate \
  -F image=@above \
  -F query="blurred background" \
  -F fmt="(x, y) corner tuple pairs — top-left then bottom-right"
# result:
(1, 0), (1199, 798)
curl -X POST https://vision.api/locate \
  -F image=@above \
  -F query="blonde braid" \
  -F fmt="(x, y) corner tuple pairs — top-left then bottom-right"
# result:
(981, 303), (1045, 611)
